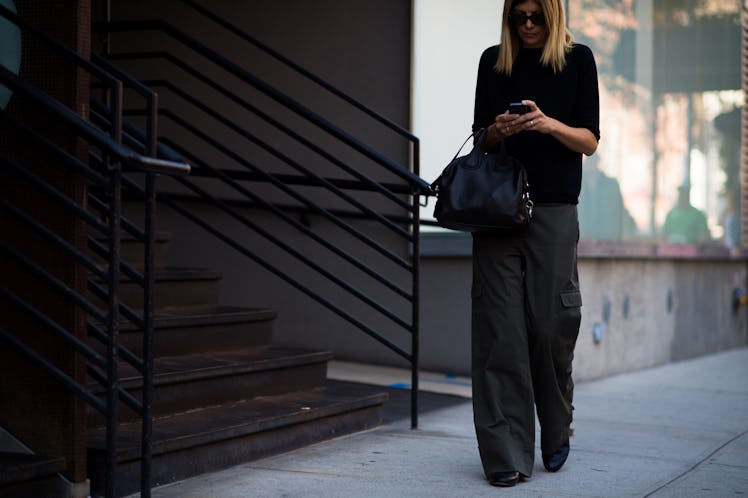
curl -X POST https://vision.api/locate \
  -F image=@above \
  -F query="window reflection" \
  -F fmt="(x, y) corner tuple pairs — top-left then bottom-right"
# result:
(569, 0), (742, 251)
(579, 155), (637, 240)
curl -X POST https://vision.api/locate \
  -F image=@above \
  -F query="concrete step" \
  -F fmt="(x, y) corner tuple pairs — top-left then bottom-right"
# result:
(116, 266), (223, 314)
(91, 230), (173, 271)
(115, 306), (277, 357)
(119, 230), (172, 270)
(88, 348), (333, 425)
(87, 381), (389, 497)
(90, 266), (223, 314)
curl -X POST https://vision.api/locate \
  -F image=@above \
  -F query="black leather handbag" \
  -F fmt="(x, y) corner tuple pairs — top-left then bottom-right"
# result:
(431, 129), (533, 232)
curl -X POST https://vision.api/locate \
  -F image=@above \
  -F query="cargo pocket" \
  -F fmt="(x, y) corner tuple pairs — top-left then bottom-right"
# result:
(560, 290), (582, 308)
(558, 290), (582, 348)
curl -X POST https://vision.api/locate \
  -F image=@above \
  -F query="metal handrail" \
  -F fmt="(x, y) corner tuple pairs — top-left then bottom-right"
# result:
(0, 66), (190, 177)
(97, 19), (430, 194)
(174, 0), (419, 146)
(92, 63), (420, 322)
(137, 71), (416, 211)
(0, 8), (187, 497)
(0, 324), (107, 413)
(159, 196), (415, 361)
(172, 177), (412, 330)
(158, 110), (413, 267)
(98, 105), (419, 354)
(92, 91), (420, 342)
(97, 10), (427, 429)
(158, 142), (413, 300)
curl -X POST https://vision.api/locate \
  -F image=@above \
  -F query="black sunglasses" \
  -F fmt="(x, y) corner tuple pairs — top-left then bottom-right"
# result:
(509, 11), (545, 26)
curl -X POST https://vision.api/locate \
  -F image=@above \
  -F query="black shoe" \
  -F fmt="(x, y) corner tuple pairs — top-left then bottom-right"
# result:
(543, 444), (569, 472)
(488, 471), (519, 487)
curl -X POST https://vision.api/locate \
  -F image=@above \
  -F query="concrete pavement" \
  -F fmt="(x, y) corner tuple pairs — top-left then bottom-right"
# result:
(133, 347), (748, 497)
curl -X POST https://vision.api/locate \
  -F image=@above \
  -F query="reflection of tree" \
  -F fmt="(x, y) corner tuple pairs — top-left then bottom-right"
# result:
(568, 0), (636, 73)
(579, 155), (637, 240)
(653, 0), (739, 25)
(568, 0), (650, 233)
(566, 0), (741, 242)
(568, 0), (637, 97)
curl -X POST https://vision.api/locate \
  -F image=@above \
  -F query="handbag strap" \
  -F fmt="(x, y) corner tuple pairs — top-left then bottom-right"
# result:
(431, 128), (488, 193)
(450, 128), (485, 161)
(453, 127), (511, 159)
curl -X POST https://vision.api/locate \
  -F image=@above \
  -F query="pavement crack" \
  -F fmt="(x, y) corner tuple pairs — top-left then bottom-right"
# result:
(641, 428), (748, 497)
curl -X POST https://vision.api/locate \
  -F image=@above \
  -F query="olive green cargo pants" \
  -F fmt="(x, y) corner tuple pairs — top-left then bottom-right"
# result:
(471, 204), (582, 478)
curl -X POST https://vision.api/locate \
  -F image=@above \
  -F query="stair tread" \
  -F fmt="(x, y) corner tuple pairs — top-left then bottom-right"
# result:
(119, 306), (277, 330)
(93, 230), (171, 242)
(146, 347), (331, 379)
(87, 380), (389, 460)
(149, 267), (222, 280)
(94, 266), (223, 283)
(91, 348), (333, 390)
(0, 452), (66, 484)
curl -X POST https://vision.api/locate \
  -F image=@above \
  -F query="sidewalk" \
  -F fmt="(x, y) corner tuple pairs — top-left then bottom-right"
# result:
(136, 347), (748, 497)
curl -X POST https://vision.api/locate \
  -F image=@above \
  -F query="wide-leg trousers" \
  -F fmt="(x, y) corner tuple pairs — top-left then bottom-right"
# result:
(471, 204), (582, 478)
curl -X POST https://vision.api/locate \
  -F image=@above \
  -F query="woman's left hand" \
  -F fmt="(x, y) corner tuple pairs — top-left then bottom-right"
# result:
(518, 99), (550, 134)
(517, 99), (599, 155)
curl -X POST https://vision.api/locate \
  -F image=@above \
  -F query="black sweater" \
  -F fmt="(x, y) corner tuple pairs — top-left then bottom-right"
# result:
(473, 44), (600, 204)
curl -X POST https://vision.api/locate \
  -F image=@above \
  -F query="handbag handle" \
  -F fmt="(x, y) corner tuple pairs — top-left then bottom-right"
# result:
(432, 128), (493, 194)
(450, 128), (484, 161)
(452, 127), (510, 161)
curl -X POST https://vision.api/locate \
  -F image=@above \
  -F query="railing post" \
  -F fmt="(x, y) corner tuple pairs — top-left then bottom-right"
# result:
(140, 91), (158, 498)
(104, 78), (124, 498)
(140, 172), (155, 498)
(105, 161), (121, 498)
(410, 140), (421, 430)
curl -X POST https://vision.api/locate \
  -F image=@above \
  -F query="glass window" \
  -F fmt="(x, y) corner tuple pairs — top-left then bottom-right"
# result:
(569, 0), (742, 250)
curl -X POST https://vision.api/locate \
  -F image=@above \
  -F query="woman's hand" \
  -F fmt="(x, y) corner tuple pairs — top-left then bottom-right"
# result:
(491, 102), (541, 138)
(513, 99), (598, 155)
(483, 99), (598, 156)
(481, 110), (518, 150)
(493, 111), (520, 138)
(516, 100), (546, 134)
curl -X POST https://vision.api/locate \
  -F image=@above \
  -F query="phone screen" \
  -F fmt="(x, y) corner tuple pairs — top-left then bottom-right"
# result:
(508, 103), (529, 115)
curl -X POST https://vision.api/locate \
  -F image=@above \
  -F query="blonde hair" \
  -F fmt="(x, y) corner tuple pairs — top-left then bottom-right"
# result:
(496, 0), (574, 75)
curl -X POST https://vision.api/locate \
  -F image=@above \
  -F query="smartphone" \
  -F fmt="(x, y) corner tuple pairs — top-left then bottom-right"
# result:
(508, 102), (530, 115)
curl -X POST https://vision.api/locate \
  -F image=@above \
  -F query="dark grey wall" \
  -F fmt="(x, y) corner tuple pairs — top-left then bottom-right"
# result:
(107, 0), (413, 167)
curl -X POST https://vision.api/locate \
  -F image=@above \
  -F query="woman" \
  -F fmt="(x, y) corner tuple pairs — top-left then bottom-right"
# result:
(470, 0), (599, 487)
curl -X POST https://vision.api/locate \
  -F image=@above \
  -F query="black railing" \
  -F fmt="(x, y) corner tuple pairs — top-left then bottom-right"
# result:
(0, 6), (188, 498)
(97, 1), (432, 429)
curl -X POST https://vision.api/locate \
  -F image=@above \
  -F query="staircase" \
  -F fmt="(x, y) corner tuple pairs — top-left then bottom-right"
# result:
(85, 232), (389, 497)
(0, 451), (67, 498)
(1, 2), (426, 496)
